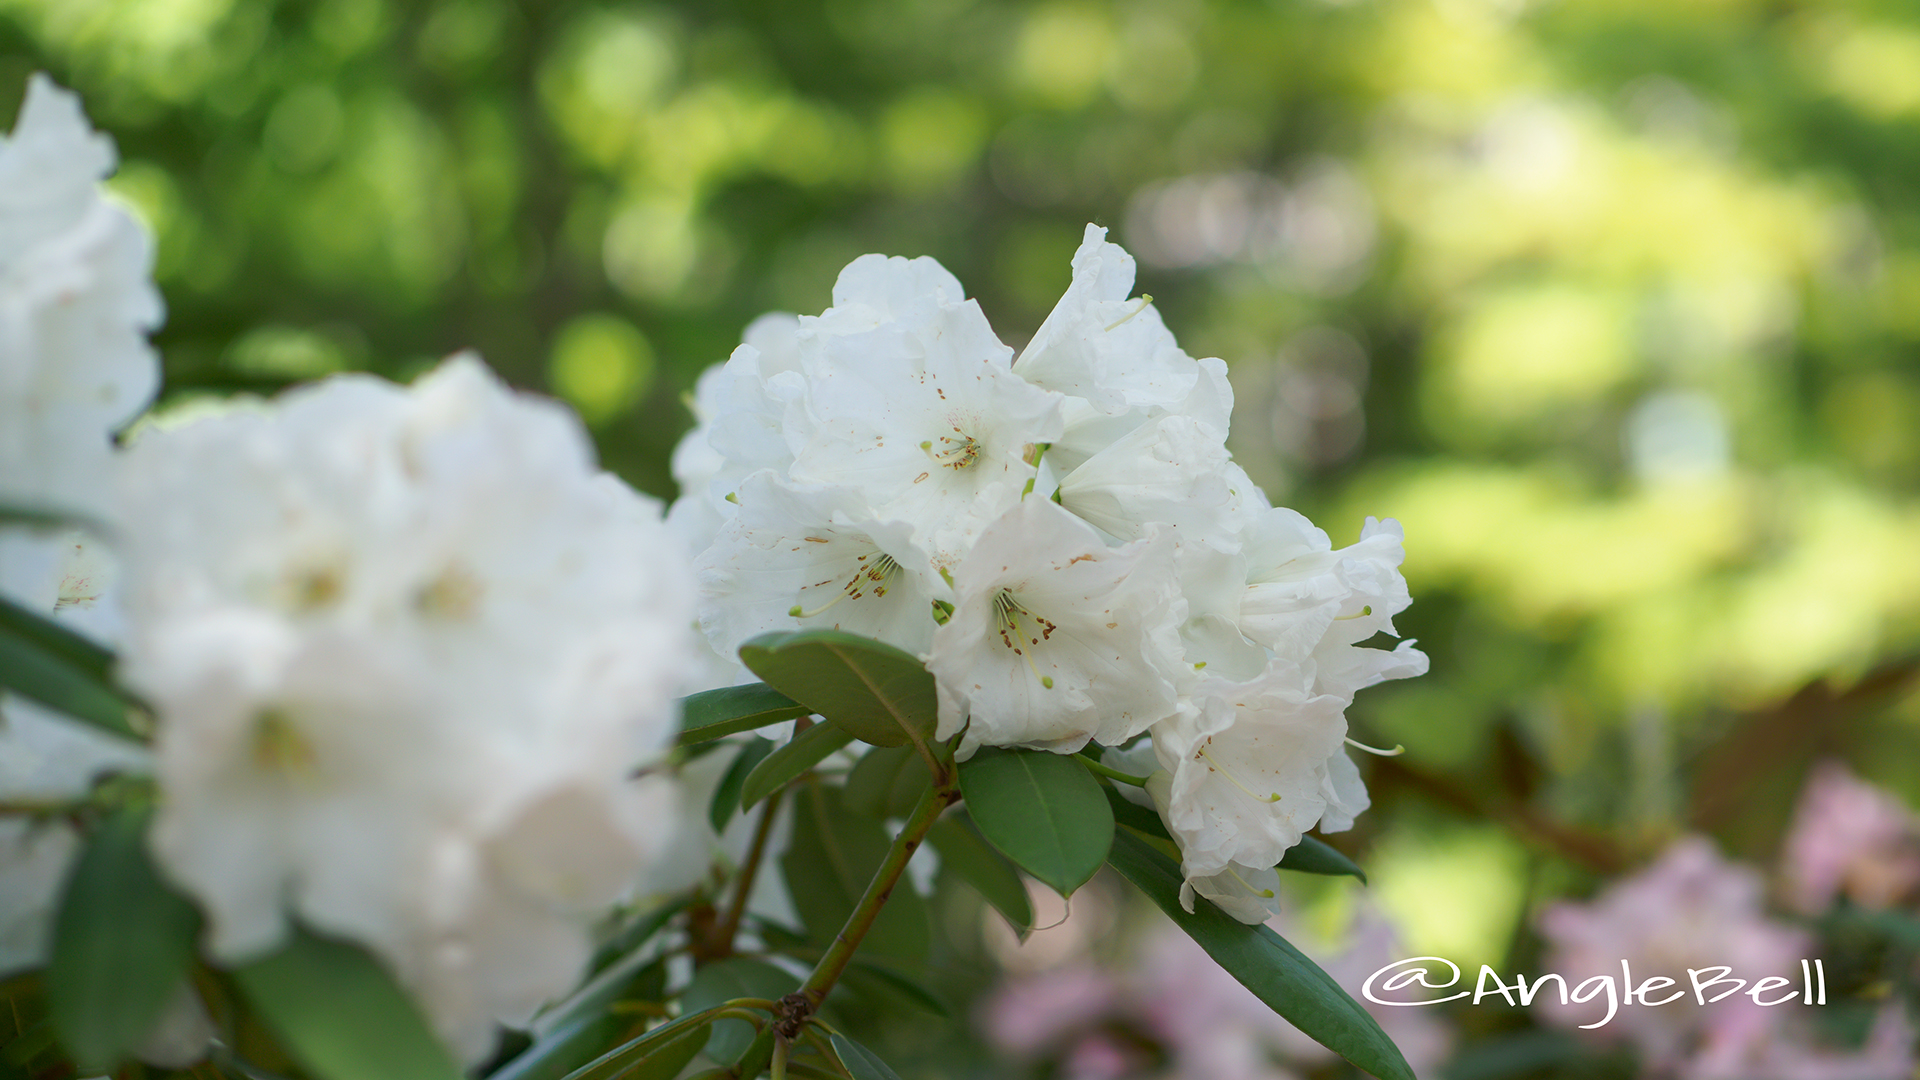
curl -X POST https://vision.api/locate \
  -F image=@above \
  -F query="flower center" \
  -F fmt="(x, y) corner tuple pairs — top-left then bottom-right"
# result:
(993, 588), (1058, 689)
(790, 551), (903, 619)
(920, 430), (982, 470)
(251, 707), (318, 775)
(416, 563), (485, 619)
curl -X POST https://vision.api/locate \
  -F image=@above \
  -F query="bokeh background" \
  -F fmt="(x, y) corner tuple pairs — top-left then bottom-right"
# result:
(5, 0), (1917, 1076)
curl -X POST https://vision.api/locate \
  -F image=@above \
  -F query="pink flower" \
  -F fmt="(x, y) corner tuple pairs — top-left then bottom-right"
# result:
(1537, 837), (1810, 1079)
(1781, 760), (1920, 914)
(979, 962), (1123, 1058)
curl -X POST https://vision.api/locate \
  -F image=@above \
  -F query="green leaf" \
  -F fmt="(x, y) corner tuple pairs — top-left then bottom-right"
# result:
(740, 722), (854, 809)
(1279, 836), (1367, 884)
(844, 957), (952, 1018)
(927, 813), (1032, 935)
(842, 744), (931, 820)
(957, 747), (1112, 897)
(1105, 829), (1415, 1080)
(587, 896), (691, 976)
(780, 784), (930, 964)
(0, 595), (114, 679)
(231, 928), (463, 1080)
(830, 1032), (904, 1080)
(556, 1011), (715, 1080)
(739, 630), (936, 748)
(677, 682), (811, 745)
(0, 503), (84, 531)
(621, 1022), (712, 1080)
(47, 804), (201, 1070)
(0, 597), (141, 740)
(679, 957), (792, 1062)
(1102, 784), (1171, 840)
(485, 1012), (623, 1080)
(710, 736), (776, 832)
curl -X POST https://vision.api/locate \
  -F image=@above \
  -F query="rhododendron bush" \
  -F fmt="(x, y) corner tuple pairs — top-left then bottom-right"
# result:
(0, 78), (1427, 1080)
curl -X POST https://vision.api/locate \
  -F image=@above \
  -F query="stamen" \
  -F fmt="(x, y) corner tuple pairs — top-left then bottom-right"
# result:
(1104, 295), (1154, 331)
(1197, 745), (1282, 803)
(1225, 866), (1276, 899)
(252, 708), (317, 775)
(1332, 605), (1374, 621)
(922, 431), (982, 470)
(792, 551), (903, 619)
(1344, 737), (1405, 757)
(994, 589), (1059, 689)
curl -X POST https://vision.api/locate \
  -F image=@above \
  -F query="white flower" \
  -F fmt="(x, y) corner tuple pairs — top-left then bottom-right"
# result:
(1150, 668), (1351, 887)
(1014, 224), (1204, 420)
(928, 497), (1187, 756)
(786, 256), (1064, 568)
(117, 355), (693, 1062)
(0, 74), (161, 519)
(1055, 414), (1240, 551)
(1013, 225), (1232, 478)
(1238, 513), (1427, 699)
(695, 470), (946, 658)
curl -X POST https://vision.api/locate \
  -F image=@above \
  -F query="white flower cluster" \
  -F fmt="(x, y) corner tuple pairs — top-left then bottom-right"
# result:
(116, 358), (694, 1060)
(0, 77), (697, 1064)
(670, 225), (1427, 922)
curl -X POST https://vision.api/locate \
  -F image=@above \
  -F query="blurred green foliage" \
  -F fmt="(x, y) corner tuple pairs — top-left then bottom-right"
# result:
(7, 0), (1919, 1054)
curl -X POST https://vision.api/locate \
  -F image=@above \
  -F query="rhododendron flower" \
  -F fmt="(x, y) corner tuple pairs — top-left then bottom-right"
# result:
(0, 74), (161, 520)
(116, 356), (693, 1061)
(1780, 759), (1920, 913)
(929, 497), (1187, 756)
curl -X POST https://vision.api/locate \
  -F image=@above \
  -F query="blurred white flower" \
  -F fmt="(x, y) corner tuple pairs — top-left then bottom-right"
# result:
(929, 498), (1187, 756)
(0, 74), (161, 520)
(116, 355), (693, 1062)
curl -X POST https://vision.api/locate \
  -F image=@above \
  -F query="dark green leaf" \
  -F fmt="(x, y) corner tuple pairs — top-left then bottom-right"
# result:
(957, 747), (1112, 897)
(47, 804), (201, 1069)
(231, 928), (463, 1080)
(1279, 836), (1367, 883)
(677, 682), (811, 745)
(739, 630), (936, 748)
(0, 599), (142, 740)
(622, 1022), (712, 1080)
(679, 957), (792, 1062)
(927, 814), (1032, 935)
(588, 897), (690, 975)
(830, 1032), (904, 1080)
(0, 595), (113, 679)
(1106, 829), (1414, 1080)
(710, 736), (776, 832)
(556, 1011), (715, 1080)
(0, 503), (88, 532)
(740, 722), (854, 809)
(1102, 784), (1171, 840)
(842, 744), (931, 820)
(484, 1012), (623, 1080)
(780, 784), (930, 964)
(844, 958), (951, 1018)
